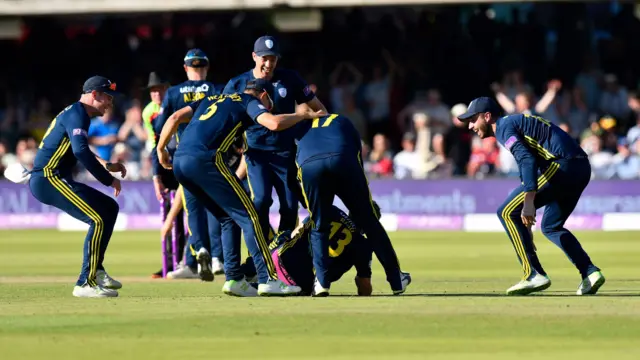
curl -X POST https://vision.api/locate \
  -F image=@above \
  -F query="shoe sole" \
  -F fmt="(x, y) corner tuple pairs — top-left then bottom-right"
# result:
(506, 281), (551, 296)
(258, 291), (301, 297)
(214, 270), (225, 275)
(312, 292), (330, 297)
(197, 252), (214, 282)
(579, 275), (606, 295)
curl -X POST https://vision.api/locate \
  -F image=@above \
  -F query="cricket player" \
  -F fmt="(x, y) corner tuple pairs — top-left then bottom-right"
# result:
(458, 97), (605, 296)
(242, 204), (379, 296)
(223, 35), (327, 234)
(151, 48), (219, 281)
(29, 76), (127, 298)
(157, 79), (320, 296)
(293, 113), (410, 296)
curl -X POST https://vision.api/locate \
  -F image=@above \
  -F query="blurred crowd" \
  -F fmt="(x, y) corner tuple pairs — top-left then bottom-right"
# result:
(2, 2), (640, 181)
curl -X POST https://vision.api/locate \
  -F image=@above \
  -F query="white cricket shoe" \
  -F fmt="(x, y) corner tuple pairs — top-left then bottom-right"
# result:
(257, 279), (301, 297)
(196, 248), (214, 282)
(167, 265), (199, 279)
(212, 257), (225, 275)
(393, 272), (412, 295)
(506, 273), (551, 296)
(72, 284), (118, 298)
(577, 271), (606, 296)
(223, 279), (258, 297)
(96, 270), (122, 289)
(312, 278), (330, 297)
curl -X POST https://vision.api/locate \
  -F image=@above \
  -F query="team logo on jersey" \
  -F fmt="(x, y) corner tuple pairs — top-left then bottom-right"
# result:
(504, 136), (518, 151)
(265, 39), (274, 49)
(258, 104), (266, 110)
(278, 87), (287, 98)
(72, 128), (87, 137)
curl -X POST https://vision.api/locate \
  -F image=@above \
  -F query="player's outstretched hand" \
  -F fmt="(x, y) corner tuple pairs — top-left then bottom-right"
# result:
(106, 162), (127, 178)
(111, 178), (122, 197)
(158, 149), (173, 170)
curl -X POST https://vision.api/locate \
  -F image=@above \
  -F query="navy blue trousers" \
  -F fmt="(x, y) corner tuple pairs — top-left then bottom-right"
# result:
(297, 152), (402, 290)
(29, 175), (119, 287)
(497, 158), (599, 279)
(245, 149), (301, 233)
(173, 153), (277, 284)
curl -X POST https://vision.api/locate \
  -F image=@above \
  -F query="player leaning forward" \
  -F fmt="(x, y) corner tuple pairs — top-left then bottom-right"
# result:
(157, 79), (323, 296)
(458, 97), (605, 296)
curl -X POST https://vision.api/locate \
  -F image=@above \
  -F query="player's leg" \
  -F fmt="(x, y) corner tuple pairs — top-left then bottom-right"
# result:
(207, 211), (226, 275)
(298, 158), (334, 295)
(333, 153), (408, 294)
(245, 151), (275, 233)
(538, 159), (604, 295)
(175, 166), (213, 282)
(29, 175), (118, 298)
(271, 153), (300, 232)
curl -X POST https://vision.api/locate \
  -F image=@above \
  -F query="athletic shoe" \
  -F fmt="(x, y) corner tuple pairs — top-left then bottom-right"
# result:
(257, 279), (301, 296)
(196, 248), (214, 282)
(212, 257), (225, 275)
(167, 265), (199, 279)
(506, 273), (551, 296)
(223, 279), (258, 297)
(312, 278), (330, 297)
(96, 270), (122, 289)
(151, 269), (163, 279)
(577, 271), (606, 296)
(393, 272), (412, 295)
(72, 284), (118, 298)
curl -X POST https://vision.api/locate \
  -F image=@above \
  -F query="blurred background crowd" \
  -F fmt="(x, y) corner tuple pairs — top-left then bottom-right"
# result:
(1, 2), (640, 181)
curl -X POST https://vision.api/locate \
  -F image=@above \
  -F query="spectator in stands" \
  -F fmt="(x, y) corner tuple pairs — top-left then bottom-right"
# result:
(626, 111), (640, 152)
(599, 74), (630, 124)
(612, 137), (640, 179)
(467, 137), (500, 179)
(368, 133), (394, 178)
(397, 89), (450, 135)
(27, 98), (53, 142)
(444, 103), (473, 176)
(558, 87), (591, 138)
(329, 61), (362, 114)
(393, 132), (420, 179)
(364, 50), (398, 140)
(493, 79), (562, 118)
(574, 56), (602, 112)
(117, 100), (147, 163)
(342, 92), (367, 140)
(88, 107), (119, 161)
(582, 134), (614, 179)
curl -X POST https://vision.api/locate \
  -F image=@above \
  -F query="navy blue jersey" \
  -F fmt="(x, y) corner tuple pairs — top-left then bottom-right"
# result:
(496, 113), (587, 192)
(223, 68), (315, 152)
(151, 80), (219, 175)
(32, 102), (113, 186)
(294, 114), (362, 166)
(272, 206), (372, 293)
(174, 93), (268, 160)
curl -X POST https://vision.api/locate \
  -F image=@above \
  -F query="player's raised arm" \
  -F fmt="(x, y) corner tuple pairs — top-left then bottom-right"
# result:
(292, 71), (328, 113)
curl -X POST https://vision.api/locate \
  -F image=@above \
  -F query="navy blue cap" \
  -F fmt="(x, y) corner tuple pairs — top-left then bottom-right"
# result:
(184, 48), (209, 68)
(83, 76), (118, 96)
(245, 78), (274, 94)
(457, 97), (502, 121)
(253, 36), (280, 57)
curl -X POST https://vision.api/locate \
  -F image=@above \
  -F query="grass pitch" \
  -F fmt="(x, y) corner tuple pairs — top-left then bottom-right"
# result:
(1, 230), (639, 359)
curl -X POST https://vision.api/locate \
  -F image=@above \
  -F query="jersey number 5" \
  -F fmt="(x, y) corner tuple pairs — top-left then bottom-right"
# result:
(328, 221), (352, 257)
(199, 98), (227, 121)
(311, 114), (338, 128)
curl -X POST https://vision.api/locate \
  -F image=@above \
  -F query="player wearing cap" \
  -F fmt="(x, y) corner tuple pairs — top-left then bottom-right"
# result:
(151, 49), (222, 282)
(157, 79), (322, 296)
(459, 97), (605, 296)
(29, 76), (127, 298)
(223, 35), (327, 236)
(292, 113), (410, 296)
(241, 204), (378, 296)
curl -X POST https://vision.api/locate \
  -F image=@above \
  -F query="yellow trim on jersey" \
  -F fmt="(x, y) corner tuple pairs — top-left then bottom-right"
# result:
(524, 136), (556, 160)
(47, 176), (103, 287)
(501, 162), (560, 279)
(44, 138), (71, 177)
(214, 126), (276, 279)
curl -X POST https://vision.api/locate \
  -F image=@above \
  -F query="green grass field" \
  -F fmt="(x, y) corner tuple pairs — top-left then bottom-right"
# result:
(1, 230), (639, 359)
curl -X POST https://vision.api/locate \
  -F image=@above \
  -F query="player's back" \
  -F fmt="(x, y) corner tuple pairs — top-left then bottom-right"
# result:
(294, 113), (362, 165)
(32, 103), (87, 178)
(162, 80), (219, 140)
(175, 93), (253, 159)
(498, 114), (586, 162)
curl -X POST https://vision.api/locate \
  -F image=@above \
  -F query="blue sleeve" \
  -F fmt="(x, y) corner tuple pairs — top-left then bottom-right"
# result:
(290, 71), (315, 104)
(222, 79), (238, 95)
(246, 98), (268, 122)
(151, 92), (173, 176)
(499, 122), (538, 192)
(188, 99), (204, 113)
(87, 120), (98, 137)
(64, 114), (113, 186)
